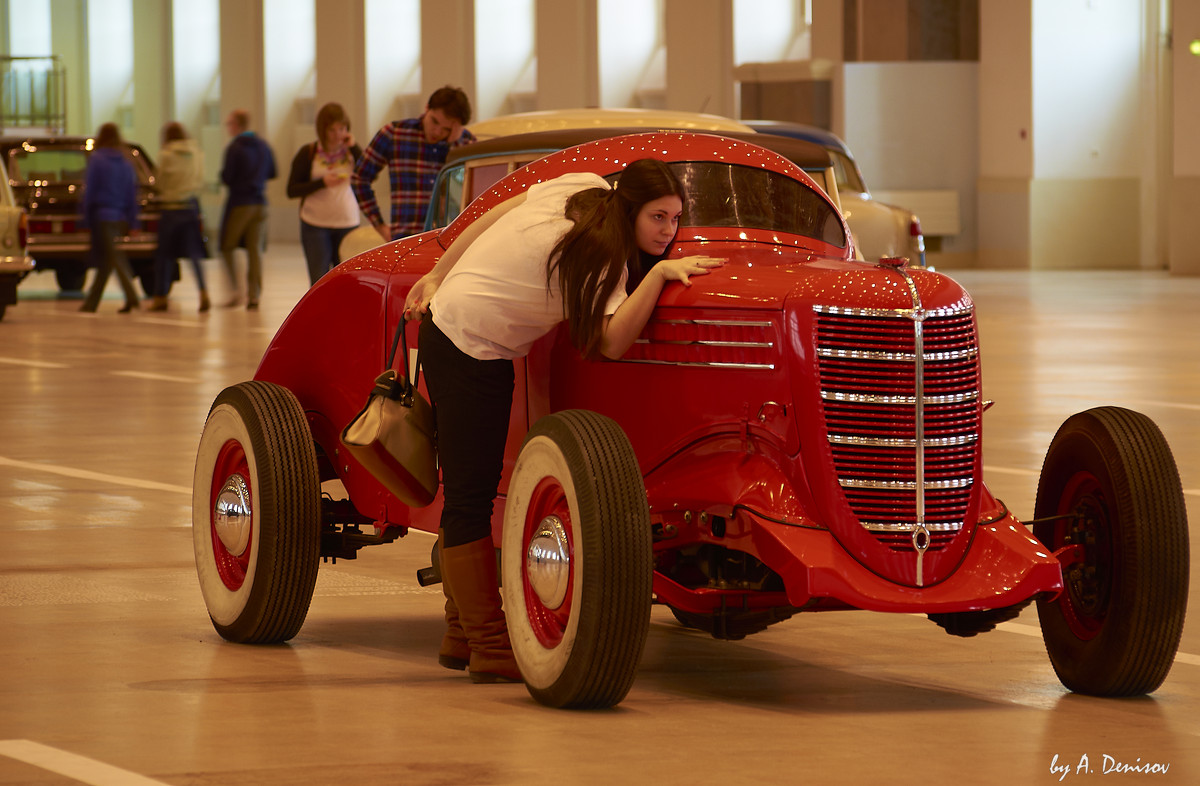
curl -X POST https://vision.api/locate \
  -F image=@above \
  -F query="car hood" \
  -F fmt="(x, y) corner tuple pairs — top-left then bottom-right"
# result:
(656, 240), (964, 313)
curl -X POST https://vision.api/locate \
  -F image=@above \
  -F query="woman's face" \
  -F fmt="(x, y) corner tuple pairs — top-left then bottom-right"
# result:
(323, 121), (348, 149)
(634, 194), (683, 256)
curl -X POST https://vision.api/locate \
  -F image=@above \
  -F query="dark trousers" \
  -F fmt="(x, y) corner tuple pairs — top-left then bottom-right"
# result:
(419, 315), (514, 548)
(81, 221), (139, 311)
(299, 221), (355, 286)
(220, 204), (267, 302)
(154, 205), (207, 297)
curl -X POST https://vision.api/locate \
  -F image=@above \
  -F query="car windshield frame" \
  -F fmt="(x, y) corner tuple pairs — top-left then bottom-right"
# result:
(604, 161), (846, 249)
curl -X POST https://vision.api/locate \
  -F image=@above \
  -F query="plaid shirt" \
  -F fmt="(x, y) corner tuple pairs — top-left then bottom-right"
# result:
(351, 116), (476, 239)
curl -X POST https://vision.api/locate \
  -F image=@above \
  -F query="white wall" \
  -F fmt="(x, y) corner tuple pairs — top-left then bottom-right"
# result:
(1032, 0), (1143, 179)
(8, 0), (50, 54)
(843, 62), (979, 253)
(598, 0), (661, 107)
(365, 0), (420, 131)
(475, 0), (535, 119)
(86, 0), (134, 133)
(172, 0), (220, 143)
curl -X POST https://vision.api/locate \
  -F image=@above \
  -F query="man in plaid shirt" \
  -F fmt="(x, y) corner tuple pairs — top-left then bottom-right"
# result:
(352, 86), (476, 241)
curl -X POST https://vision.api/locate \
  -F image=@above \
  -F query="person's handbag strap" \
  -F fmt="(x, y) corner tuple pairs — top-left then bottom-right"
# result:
(386, 317), (420, 387)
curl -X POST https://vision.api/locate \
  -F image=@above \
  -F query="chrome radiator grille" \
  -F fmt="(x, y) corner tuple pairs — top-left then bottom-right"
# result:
(814, 305), (980, 551)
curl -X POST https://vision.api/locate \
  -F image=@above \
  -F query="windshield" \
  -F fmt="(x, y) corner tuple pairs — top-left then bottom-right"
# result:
(665, 161), (846, 248)
(829, 151), (867, 194)
(6, 143), (154, 186)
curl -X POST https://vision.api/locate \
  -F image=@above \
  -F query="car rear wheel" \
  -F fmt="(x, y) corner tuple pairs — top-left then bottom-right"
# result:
(54, 266), (86, 293)
(502, 410), (652, 709)
(1033, 406), (1189, 696)
(193, 381), (321, 643)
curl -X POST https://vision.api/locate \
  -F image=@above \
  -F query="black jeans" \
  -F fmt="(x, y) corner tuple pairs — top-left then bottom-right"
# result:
(419, 315), (515, 548)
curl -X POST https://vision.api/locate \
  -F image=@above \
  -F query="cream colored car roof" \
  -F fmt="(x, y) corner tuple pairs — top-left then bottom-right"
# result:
(468, 108), (754, 140)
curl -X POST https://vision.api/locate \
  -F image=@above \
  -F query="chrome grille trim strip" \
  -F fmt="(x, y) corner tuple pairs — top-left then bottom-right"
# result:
(839, 477), (974, 490)
(829, 434), (978, 447)
(860, 521), (964, 533)
(813, 304), (973, 319)
(817, 347), (978, 362)
(822, 390), (979, 405)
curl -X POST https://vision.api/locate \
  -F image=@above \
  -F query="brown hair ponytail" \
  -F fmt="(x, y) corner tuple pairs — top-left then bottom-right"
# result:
(549, 159), (682, 358)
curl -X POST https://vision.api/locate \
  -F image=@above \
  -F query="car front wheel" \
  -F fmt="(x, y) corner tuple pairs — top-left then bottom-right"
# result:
(192, 381), (321, 643)
(502, 410), (652, 709)
(1034, 406), (1189, 696)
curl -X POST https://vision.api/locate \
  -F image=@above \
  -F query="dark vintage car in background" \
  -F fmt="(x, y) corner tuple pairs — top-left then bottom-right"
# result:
(0, 135), (161, 293)
(193, 132), (1189, 710)
(0, 155), (33, 321)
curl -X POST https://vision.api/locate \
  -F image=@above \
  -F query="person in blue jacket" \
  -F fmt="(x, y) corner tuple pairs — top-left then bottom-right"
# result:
(219, 109), (277, 309)
(80, 122), (140, 313)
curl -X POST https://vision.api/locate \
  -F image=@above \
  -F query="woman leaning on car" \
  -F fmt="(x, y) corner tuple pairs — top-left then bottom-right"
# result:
(286, 102), (363, 286)
(402, 158), (725, 684)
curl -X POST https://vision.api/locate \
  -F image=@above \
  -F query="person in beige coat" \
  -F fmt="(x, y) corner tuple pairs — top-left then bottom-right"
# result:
(150, 122), (210, 311)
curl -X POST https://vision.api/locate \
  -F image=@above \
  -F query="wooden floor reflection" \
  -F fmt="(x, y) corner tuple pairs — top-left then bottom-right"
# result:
(0, 248), (1196, 785)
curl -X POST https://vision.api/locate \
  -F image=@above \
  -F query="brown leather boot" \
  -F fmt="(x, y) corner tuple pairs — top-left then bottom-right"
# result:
(439, 536), (522, 683)
(437, 530), (469, 671)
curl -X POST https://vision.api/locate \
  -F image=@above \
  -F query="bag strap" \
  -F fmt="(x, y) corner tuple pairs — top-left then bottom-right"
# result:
(386, 317), (420, 386)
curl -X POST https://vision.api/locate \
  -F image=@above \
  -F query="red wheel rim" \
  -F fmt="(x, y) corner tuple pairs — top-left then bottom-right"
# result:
(1050, 470), (1114, 640)
(522, 476), (575, 648)
(210, 438), (253, 591)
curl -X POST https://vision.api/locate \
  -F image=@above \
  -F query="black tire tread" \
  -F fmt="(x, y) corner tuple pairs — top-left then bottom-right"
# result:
(1034, 406), (1189, 696)
(209, 381), (321, 643)
(523, 409), (652, 709)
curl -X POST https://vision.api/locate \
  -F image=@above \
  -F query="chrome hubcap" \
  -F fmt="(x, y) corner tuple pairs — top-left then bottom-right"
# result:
(526, 515), (569, 609)
(213, 475), (252, 556)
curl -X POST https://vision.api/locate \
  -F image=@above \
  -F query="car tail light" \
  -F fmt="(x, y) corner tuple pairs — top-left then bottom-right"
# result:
(622, 315), (778, 370)
(909, 217), (922, 237)
(18, 212), (28, 247)
(30, 219), (52, 233)
(814, 305), (981, 552)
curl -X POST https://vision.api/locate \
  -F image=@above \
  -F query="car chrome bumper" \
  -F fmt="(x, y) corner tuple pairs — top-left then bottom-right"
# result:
(0, 254), (35, 274)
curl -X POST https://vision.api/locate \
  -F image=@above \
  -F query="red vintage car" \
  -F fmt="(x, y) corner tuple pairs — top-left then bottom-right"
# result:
(192, 132), (1189, 709)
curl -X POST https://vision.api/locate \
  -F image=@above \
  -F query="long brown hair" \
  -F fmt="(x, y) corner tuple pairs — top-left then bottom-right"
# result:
(549, 159), (682, 358)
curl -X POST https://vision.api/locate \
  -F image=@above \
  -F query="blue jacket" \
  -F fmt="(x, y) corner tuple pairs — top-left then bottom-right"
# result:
(82, 148), (139, 227)
(221, 132), (277, 206)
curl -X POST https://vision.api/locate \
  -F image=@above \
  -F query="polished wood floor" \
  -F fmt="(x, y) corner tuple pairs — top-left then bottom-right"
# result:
(1, 247), (1197, 785)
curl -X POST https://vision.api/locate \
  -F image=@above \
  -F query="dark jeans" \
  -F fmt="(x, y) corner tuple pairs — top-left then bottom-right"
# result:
(419, 315), (515, 548)
(154, 204), (207, 297)
(299, 221), (355, 286)
(81, 221), (139, 311)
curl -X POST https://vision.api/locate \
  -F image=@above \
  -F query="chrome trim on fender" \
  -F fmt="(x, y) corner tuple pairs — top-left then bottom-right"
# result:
(619, 358), (776, 370)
